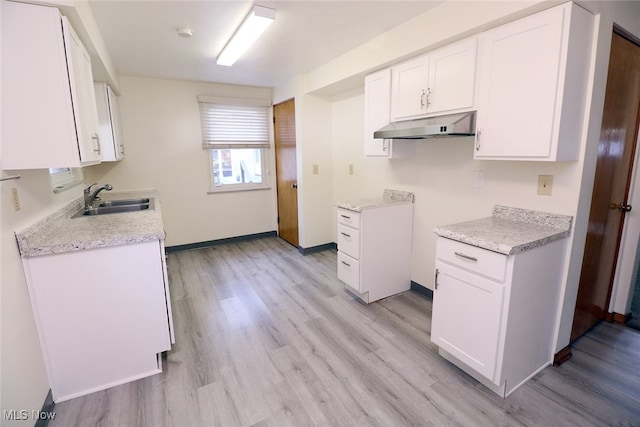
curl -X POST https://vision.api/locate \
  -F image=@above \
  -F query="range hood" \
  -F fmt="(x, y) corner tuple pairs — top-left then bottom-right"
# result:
(374, 111), (476, 140)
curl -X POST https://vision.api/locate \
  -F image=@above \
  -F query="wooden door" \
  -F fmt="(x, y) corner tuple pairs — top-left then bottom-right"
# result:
(273, 99), (299, 247)
(571, 31), (640, 342)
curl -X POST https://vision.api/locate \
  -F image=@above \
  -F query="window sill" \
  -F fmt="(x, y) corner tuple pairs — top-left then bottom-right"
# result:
(207, 186), (272, 194)
(53, 179), (83, 194)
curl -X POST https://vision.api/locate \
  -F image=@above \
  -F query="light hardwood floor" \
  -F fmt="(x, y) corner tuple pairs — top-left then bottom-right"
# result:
(50, 237), (640, 426)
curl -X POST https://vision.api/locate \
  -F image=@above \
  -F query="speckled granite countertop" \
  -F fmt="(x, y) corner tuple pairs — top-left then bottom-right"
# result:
(15, 189), (165, 257)
(434, 205), (572, 255)
(336, 189), (415, 212)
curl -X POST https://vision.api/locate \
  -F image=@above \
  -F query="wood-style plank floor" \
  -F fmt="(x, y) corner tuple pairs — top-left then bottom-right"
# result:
(50, 237), (640, 426)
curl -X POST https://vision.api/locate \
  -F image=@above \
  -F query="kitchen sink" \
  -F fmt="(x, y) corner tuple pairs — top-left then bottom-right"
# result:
(97, 198), (150, 207)
(72, 198), (154, 218)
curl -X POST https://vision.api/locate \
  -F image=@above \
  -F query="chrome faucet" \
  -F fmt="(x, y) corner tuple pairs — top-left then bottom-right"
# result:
(84, 183), (113, 208)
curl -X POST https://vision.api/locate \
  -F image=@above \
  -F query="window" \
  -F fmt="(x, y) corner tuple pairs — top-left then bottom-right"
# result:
(49, 167), (83, 193)
(198, 96), (271, 192)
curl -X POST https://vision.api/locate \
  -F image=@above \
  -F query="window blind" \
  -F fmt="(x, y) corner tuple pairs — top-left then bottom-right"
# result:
(199, 101), (270, 149)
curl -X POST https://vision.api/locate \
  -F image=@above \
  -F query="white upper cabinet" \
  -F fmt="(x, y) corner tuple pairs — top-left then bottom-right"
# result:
(474, 3), (594, 161)
(390, 55), (429, 120)
(390, 37), (477, 121)
(363, 69), (416, 158)
(1, 2), (101, 169)
(94, 83), (125, 161)
(427, 38), (478, 115)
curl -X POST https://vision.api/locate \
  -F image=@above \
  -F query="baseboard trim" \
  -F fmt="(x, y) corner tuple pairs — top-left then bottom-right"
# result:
(553, 345), (572, 366)
(166, 231), (277, 253)
(410, 281), (433, 299)
(299, 242), (337, 255)
(611, 311), (632, 325)
(35, 389), (55, 427)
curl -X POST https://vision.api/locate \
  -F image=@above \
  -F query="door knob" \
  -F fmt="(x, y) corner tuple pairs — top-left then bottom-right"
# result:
(291, 183), (298, 189)
(611, 203), (632, 212)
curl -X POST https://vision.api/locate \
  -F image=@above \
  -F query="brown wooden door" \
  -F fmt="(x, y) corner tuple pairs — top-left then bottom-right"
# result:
(571, 31), (640, 342)
(273, 99), (299, 247)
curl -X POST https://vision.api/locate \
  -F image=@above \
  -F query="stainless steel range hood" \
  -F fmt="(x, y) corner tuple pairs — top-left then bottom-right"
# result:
(374, 111), (476, 140)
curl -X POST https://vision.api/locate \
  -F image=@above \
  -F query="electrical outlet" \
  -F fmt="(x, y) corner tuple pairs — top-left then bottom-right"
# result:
(538, 175), (553, 196)
(312, 164), (319, 175)
(349, 164), (354, 175)
(11, 187), (21, 211)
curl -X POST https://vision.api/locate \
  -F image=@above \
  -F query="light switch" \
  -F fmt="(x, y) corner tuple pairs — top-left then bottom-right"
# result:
(312, 164), (319, 175)
(538, 175), (553, 196)
(349, 164), (354, 175)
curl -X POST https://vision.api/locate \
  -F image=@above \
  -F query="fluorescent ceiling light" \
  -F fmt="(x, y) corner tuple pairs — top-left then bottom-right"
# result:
(217, 5), (275, 66)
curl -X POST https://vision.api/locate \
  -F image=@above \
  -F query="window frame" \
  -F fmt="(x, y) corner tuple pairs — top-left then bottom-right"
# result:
(207, 147), (270, 193)
(198, 96), (273, 193)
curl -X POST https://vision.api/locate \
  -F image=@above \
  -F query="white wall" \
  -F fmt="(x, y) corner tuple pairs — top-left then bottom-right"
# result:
(86, 77), (277, 247)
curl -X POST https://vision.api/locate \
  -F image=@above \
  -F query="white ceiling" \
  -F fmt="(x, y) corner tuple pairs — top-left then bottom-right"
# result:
(88, 1), (443, 88)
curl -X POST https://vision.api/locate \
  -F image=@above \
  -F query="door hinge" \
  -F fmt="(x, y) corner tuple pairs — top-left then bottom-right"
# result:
(277, 216), (280, 224)
(273, 116), (276, 124)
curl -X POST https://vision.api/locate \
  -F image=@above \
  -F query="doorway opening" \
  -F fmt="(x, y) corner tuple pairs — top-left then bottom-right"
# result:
(571, 28), (640, 342)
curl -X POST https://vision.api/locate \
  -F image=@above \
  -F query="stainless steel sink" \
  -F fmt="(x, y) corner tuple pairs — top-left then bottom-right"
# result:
(72, 197), (154, 218)
(97, 198), (150, 207)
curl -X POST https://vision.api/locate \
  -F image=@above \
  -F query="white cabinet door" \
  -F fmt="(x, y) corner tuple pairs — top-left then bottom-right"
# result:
(23, 241), (171, 402)
(64, 17), (102, 164)
(427, 38), (477, 115)
(390, 55), (429, 121)
(431, 262), (505, 381)
(95, 82), (125, 161)
(364, 69), (392, 156)
(474, 3), (593, 161)
(0, 2), (101, 169)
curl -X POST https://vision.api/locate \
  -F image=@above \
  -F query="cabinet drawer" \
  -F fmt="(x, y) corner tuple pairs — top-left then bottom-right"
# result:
(337, 224), (360, 259)
(337, 209), (361, 229)
(337, 252), (360, 290)
(436, 237), (507, 282)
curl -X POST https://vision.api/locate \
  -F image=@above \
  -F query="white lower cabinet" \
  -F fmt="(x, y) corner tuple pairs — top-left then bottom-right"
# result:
(22, 240), (174, 402)
(431, 236), (565, 397)
(336, 204), (413, 303)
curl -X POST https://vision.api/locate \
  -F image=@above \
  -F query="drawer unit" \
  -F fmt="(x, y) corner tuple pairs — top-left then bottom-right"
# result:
(337, 224), (360, 259)
(337, 252), (360, 290)
(335, 202), (413, 303)
(337, 209), (361, 229)
(436, 237), (507, 282)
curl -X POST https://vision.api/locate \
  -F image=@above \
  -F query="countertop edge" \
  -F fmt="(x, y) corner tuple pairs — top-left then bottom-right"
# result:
(15, 190), (165, 258)
(434, 227), (571, 255)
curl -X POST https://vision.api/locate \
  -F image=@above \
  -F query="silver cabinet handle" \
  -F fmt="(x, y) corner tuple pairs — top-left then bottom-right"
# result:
(475, 129), (481, 151)
(454, 252), (478, 262)
(426, 87), (432, 108)
(420, 89), (427, 109)
(340, 232), (351, 238)
(341, 260), (351, 267)
(340, 214), (351, 219)
(91, 133), (101, 155)
(435, 268), (439, 290)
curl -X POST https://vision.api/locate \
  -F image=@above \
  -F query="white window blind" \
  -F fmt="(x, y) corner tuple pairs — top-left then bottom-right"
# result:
(199, 98), (270, 149)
